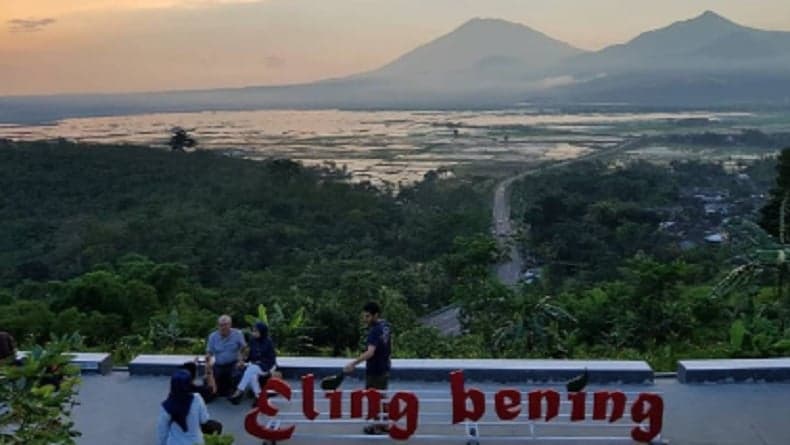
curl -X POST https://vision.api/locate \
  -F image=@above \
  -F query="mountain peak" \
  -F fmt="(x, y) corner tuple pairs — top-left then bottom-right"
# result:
(455, 17), (539, 34)
(667, 10), (742, 33)
(692, 10), (736, 25)
(611, 9), (745, 56)
(699, 10), (724, 19)
(463, 17), (511, 25)
(359, 17), (583, 85)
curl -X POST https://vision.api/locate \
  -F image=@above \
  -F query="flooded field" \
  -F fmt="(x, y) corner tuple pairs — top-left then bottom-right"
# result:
(0, 109), (785, 185)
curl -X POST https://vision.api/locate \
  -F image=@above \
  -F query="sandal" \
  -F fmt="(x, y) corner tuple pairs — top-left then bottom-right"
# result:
(363, 425), (389, 435)
(228, 390), (243, 405)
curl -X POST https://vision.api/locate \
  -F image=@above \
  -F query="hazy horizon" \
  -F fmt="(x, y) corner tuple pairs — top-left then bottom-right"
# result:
(3, 0), (790, 96)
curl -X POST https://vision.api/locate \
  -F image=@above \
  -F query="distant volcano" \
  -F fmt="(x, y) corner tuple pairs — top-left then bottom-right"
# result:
(3, 11), (790, 123)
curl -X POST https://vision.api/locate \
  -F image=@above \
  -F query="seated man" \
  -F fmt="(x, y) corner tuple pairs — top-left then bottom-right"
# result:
(205, 315), (246, 399)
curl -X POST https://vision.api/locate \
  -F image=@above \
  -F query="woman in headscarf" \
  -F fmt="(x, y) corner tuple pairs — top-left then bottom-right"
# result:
(156, 370), (210, 445)
(229, 321), (277, 404)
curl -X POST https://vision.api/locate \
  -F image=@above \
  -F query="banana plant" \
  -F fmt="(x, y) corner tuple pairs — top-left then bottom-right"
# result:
(493, 294), (576, 356)
(244, 303), (313, 353)
(244, 304), (269, 326)
(712, 194), (790, 333)
(711, 212), (790, 300)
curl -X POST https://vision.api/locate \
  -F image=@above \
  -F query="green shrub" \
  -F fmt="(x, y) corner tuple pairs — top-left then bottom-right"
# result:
(0, 334), (82, 444)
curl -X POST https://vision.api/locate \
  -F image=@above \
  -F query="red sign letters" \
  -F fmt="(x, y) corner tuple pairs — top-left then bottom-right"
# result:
(244, 370), (664, 442)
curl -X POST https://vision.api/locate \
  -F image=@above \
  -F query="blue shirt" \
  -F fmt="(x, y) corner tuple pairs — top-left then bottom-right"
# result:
(206, 329), (246, 366)
(365, 320), (391, 376)
(156, 393), (209, 445)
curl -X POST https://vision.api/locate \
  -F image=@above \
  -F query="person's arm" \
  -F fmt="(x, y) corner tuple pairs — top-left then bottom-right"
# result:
(155, 408), (170, 445)
(204, 366), (216, 394)
(204, 334), (213, 367)
(236, 331), (248, 368)
(344, 344), (376, 373)
(257, 339), (277, 372)
(204, 335), (216, 393)
(267, 339), (277, 370)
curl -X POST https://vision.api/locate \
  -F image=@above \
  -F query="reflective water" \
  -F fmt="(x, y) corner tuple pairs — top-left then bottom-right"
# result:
(0, 109), (764, 185)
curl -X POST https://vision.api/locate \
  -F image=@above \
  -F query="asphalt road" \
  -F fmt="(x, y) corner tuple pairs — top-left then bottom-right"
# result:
(492, 141), (638, 286)
(493, 173), (527, 286)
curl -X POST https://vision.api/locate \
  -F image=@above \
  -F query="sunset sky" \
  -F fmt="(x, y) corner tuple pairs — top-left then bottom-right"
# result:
(2, 0), (790, 96)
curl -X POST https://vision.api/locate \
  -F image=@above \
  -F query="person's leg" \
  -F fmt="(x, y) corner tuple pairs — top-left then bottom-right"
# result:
(231, 365), (244, 389)
(212, 363), (223, 395)
(236, 365), (256, 393)
(231, 364), (266, 404)
(246, 364), (264, 397)
(213, 363), (233, 396)
(364, 373), (390, 434)
(198, 383), (216, 403)
(365, 373), (389, 391)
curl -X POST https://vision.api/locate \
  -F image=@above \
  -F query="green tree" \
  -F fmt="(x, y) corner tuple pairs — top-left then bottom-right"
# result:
(760, 148), (790, 239)
(167, 127), (197, 152)
(0, 301), (55, 344)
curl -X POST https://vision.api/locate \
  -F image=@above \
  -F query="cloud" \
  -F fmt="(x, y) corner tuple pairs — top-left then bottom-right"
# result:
(264, 55), (285, 69)
(136, 0), (267, 9)
(187, 0), (265, 5)
(8, 17), (56, 33)
(538, 75), (577, 89)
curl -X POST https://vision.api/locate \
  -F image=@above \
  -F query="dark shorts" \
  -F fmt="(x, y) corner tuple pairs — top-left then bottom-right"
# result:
(365, 373), (389, 390)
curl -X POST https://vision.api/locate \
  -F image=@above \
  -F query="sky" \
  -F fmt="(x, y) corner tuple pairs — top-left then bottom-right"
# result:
(2, 0), (790, 96)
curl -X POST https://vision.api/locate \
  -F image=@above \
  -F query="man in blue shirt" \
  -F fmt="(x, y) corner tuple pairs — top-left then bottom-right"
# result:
(344, 302), (392, 434)
(205, 314), (246, 399)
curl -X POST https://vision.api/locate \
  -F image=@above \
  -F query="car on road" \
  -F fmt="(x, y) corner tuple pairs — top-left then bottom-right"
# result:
(522, 268), (542, 284)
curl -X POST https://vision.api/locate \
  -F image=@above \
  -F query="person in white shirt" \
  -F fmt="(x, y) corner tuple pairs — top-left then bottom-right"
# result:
(156, 370), (211, 445)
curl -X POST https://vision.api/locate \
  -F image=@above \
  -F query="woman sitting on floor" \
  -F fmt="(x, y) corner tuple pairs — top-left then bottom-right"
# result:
(229, 321), (278, 404)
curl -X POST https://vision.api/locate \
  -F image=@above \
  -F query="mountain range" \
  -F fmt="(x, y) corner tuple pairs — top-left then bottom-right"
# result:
(2, 10), (790, 123)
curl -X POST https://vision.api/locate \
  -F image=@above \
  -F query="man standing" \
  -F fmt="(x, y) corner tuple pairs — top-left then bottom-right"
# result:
(344, 302), (392, 434)
(205, 315), (246, 399)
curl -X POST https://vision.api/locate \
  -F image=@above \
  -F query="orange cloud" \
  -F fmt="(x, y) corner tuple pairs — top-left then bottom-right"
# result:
(2, 0), (265, 22)
(7, 18), (57, 33)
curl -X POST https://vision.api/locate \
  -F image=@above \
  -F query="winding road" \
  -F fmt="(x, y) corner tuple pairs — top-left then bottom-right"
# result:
(493, 141), (636, 286)
(493, 172), (529, 285)
(422, 141), (634, 333)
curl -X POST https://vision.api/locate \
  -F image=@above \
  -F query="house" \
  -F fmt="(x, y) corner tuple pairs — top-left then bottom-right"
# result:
(704, 203), (731, 216)
(704, 233), (727, 244)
